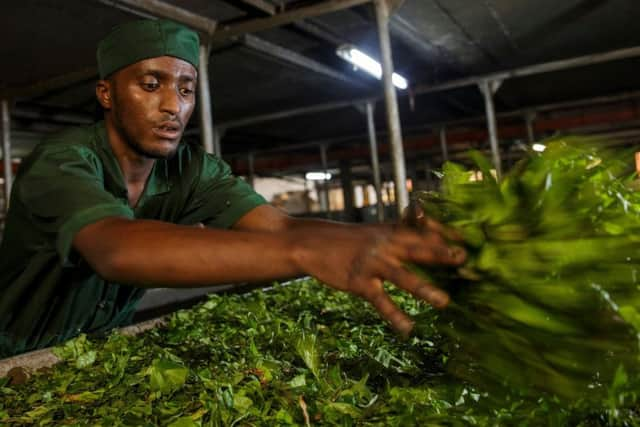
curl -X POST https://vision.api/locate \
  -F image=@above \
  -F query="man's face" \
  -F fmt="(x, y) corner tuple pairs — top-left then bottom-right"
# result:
(102, 56), (197, 159)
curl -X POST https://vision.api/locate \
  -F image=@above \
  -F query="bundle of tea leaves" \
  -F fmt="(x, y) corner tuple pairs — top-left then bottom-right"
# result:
(412, 137), (640, 401)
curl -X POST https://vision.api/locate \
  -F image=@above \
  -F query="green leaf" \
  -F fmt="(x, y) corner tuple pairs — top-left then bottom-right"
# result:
(168, 416), (200, 427)
(295, 331), (320, 380)
(149, 358), (189, 394)
(288, 374), (306, 388)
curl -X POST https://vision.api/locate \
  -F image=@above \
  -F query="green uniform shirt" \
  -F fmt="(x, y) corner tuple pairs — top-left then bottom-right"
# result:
(0, 121), (266, 357)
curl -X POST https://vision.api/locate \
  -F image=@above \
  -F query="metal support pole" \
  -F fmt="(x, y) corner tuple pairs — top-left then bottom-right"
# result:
(1, 100), (12, 211)
(374, 0), (408, 217)
(198, 43), (215, 155)
(247, 152), (255, 188)
(425, 160), (435, 190)
(212, 127), (224, 158)
(479, 79), (503, 180)
(525, 111), (537, 143)
(365, 102), (384, 222)
(319, 144), (330, 213)
(439, 126), (449, 163)
(340, 160), (355, 222)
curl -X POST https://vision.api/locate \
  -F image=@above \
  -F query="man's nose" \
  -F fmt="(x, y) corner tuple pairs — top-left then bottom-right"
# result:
(159, 87), (180, 115)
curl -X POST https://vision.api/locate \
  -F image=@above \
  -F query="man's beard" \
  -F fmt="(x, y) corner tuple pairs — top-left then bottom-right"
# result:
(127, 135), (179, 160)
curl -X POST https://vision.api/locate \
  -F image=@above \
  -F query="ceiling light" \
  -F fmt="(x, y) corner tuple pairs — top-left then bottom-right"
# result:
(306, 172), (332, 181)
(336, 44), (408, 90)
(532, 143), (546, 152)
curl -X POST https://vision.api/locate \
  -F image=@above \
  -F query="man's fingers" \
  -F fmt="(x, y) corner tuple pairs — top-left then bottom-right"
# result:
(423, 218), (464, 242)
(379, 228), (466, 266)
(383, 264), (450, 309)
(366, 282), (414, 336)
(392, 233), (467, 266)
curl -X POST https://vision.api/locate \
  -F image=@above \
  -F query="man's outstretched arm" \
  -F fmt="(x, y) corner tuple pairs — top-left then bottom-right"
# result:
(73, 205), (465, 335)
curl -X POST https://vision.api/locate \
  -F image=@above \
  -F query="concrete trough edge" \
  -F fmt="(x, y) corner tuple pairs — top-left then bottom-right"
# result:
(0, 316), (167, 378)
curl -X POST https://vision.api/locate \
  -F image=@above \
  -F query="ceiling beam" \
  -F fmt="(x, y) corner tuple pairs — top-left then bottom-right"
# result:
(96, 0), (217, 35)
(413, 46), (640, 96)
(217, 45), (640, 129)
(0, 67), (98, 100)
(232, 0), (354, 48)
(220, 98), (374, 129)
(242, 34), (366, 86)
(238, 0), (277, 15)
(389, 14), (464, 75)
(211, 0), (372, 43)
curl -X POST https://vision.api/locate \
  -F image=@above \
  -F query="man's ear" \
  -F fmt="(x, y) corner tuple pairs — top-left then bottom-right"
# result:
(96, 80), (112, 109)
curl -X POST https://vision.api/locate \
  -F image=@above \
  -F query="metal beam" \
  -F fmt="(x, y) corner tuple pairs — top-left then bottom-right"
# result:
(212, 0), (372, 42)
(220, 98), (372, 129)
(242, 34), (363, 86)
(0, 67), (98, 100)
(213, 127), (225, 157)
(424, 160), (435, 190)
(2, 100), (12, 210)
(220, 89), (640, 161)
(479, 79), (502, 180)
(365, 102), (384, 222)
(226, 100), (640, 172)
(198, 43), (215, 154)
(216, 46), (640, 131)
(239, 0), (277, 15)
(96, 0), (217, 35)
(439, 126), (449, 163)
(525, 111), (536, 143)
(319, 144), (330, 212)
(386, 0), (406, 14)
(233, 108), (640, 174)
(389, 14), (460, 72)
(293, 20), (346, 46)
(375, 0), (408, 215)
(413, 46), (640, 96)
(228, 0), (350, 46)
(247, 152), (256, 188)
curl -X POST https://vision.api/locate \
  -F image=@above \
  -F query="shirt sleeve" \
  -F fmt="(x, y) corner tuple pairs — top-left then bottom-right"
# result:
(15, 146), (134, 265)
(178, 151), (267, 229)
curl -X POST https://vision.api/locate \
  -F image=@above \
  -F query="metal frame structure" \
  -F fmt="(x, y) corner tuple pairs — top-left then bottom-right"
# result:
(3, 0), (640, 216)
(1, 100), (11, 212)
(365, 102), (384, 222)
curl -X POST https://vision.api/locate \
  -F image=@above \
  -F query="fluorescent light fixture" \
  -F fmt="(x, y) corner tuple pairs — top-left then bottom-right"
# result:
(532, 143), (546, 152)
(306, 172), (332, 181)
(336, 44), (408, 90)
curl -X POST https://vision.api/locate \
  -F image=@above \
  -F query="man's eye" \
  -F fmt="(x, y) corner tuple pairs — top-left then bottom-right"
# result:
(142, 82), (160, 91)
(180, 87), (194, 96)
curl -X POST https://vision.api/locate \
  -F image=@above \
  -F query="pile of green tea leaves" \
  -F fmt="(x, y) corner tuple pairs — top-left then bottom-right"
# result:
(0, 276), (636, 426)
(412, 136), (640, 408)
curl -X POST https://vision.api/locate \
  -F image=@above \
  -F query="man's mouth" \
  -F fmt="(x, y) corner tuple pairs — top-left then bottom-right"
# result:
(152, 122), (182, 140)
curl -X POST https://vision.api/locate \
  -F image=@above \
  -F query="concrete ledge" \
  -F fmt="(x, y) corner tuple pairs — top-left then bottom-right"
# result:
(0, 317), (166, 378)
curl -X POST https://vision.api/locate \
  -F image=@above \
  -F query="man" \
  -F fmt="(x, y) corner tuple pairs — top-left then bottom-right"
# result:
(0, 20), (465, 357)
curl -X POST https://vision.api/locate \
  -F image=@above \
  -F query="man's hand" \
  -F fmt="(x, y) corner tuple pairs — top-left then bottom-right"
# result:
(290, 224), (466, 336)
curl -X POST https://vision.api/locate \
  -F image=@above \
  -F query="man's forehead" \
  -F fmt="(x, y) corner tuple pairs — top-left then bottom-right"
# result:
(128, 56), (198, 79)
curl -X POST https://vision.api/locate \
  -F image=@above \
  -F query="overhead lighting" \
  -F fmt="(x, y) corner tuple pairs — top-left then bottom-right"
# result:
(336, 44), (409, 90)
(306, 172), (332, 181)
(532, 143), (546, 152)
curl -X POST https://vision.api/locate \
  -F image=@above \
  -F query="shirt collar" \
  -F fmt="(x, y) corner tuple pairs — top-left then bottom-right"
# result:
(94, 121), (172, 200)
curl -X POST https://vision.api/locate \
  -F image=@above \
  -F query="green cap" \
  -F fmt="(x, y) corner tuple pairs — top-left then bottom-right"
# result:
(97, 19), (200, 78)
